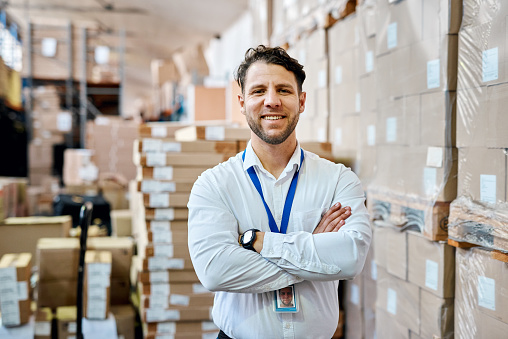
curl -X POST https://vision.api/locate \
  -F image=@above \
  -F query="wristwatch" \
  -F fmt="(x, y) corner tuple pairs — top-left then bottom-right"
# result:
(239, 229), (260, 252)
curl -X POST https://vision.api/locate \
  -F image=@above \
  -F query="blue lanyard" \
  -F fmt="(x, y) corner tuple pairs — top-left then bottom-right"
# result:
(242, 148), (304, 234)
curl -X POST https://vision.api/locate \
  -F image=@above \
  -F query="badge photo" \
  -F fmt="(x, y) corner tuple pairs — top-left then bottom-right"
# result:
(274, 285), (298, 313)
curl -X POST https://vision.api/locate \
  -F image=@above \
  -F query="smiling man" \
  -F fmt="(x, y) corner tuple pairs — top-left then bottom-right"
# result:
(188, 45), (371, 339)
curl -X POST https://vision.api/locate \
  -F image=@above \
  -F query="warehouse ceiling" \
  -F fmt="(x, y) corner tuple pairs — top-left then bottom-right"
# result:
(3, 0), (249, 59)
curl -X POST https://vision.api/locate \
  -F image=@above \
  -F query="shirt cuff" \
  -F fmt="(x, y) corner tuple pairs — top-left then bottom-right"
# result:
(260, 231), (285, 259)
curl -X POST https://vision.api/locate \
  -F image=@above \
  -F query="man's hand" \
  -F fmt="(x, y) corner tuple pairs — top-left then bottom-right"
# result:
(313, 203), (351, 234)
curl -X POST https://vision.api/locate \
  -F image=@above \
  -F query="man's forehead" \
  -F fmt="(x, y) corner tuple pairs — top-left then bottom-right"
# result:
(245, 62), (297, 86)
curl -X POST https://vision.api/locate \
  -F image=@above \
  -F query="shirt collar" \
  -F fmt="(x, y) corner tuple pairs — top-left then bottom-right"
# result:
(242, 140), (303, 175)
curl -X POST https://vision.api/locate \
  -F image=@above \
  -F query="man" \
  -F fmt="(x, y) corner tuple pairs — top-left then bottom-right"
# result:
(188, 45), (371, 339)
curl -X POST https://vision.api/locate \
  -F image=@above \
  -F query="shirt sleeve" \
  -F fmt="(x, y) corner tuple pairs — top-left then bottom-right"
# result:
(188, 173), (303, 294)
(260, 168), (372, 281)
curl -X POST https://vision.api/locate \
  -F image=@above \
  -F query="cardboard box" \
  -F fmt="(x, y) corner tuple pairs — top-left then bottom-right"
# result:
(135, 152), (226, 167)
(141, 305), (212, 323)
(138, 123), (189, 139)
(386, 228), (408, 280)
(419, 289), (454, 338)
(140, 293), (214, 309)
(135, 139), (238, 154)
(139, 166), (208, 181)
(56, 306), (77, 339)
(376, 269), (419, 333)
(144, 208), (189, 221)
(375, 307), (410, 339)
(111, 305), (136, 339)
(373, 226), (389, 269)
(137, 179), (194, 194)
(344, 276), (364, 339)
(146, 220), (188, 232)
(420, 90), (456, 147)
(84, 251), (111, 320)
(147, 230), (188, 244)
(34, 307), (53, 339)
(141, 256), (194, 272)
(377, 96), (420, 147)
(174, 125), (251, 142)
(111, 210), (132, 237)
(407, 231), (455, 298)
(138, 281), (209, 297)
(144, 243), (190, 259)
(458, 147), (508, 204)
(143, 320), (219, 337)
(138, 270), (198, 284)
(0, 216), (71, 259)
(143, 192), (190, 208)
(0, 253), (32, 326)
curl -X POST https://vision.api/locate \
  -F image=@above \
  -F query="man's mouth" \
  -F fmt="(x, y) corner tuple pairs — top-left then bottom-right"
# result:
(263, 116), (284, 120)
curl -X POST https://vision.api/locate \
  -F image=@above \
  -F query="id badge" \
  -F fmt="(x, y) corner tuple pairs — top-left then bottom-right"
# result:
(273, 285), (298, 313)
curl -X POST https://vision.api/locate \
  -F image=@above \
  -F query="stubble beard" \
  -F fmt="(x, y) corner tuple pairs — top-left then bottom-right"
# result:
(246, 112), (299, 145)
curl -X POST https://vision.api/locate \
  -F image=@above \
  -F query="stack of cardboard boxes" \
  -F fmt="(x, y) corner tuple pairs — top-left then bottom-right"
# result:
(448, 0), (508, 335)
(28, 86), (70, 186)
(0, 177), (29, 221)
(0, 253), (32, 327)
(131, 122), (250, 338)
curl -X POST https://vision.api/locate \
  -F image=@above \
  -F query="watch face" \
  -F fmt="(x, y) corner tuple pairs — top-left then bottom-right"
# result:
(243, 230), (254, 243)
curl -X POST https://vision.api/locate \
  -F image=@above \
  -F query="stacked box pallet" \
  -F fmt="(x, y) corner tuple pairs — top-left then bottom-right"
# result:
(28, 86), (70, 186)
(0, 177), (29, 222)
(85, 116), (140, 182)
(372, 226), (455, 338)
(287, 27), (329, 143)
(132, 123), (250, 338)
(447, 1), (508, 335)
(0, 253), (32, 327)
(367, 0), (462, 241)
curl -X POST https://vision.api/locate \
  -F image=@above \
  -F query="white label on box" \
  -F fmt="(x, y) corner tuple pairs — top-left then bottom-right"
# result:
(157, 322), (176, 333)
(94, 46), (110, 64)
(203, 333), (218, 339)
(68, 322), (77, 333)
(335, 66), (343, 84)
(193, 283), (209, 294)
(142, 138), (162, 152)
(150, 271), (169, 283)
(151, 220), (171, 232)
(151, 126), (167, 138)
(423, 167), (438, 197)
(146, 308), (165, 322)
(154, 209), (175, 220)
(161, 182), (176, 192)
(371, 260), (377, 281)
(141, 180), (159, 193)
(153, 231), (173, 244)
(318, 69), (327, 88)
(41, 37), (57, 57)
(0, 266), (17, 284)
(480, 174), (497, 204)
(148, 257), (167, 271)
(162, 142), (182, 152)
(386, 117), (397, 142)
(35, 321), (52, 335)
(350, 284), (360, 305)
(387, 288), (397, 315)
(164, 310), (180, 320)
(154, 244), (174, 257)
(170, 294), (190, 306)
(147, 153), (167, 166)
(367, 125), (376, 146)
(202, 321), (218, 331)
(478, 276), (496, 310)
(205, 126), (225, 140)
(95, 117), (110, 125)
(17, 281), (28, 300)
(150, 295), (169, 309)
(317, 128), (327, 142)
(355, 93), (361, 112)
(57, 112), (72, 131)
(334, 128), (343, 146)
(482, 47), (499, 82)
(79, 165), (99, 182)
(150, 193), (170, 208)
(87, 301), (106, 319)
(425, 259), (439, 291)
(365, 51), (374, 73)
(87, 287), (107, 299)
(153, 167), (174, 180)
(427, 59), (441, 89)
(0, 301), (20, 326)
(155, 335), (174, 339)
(151, 284), (170, 295)
(426, 147), (444, 168)
(387, 22), (398, 49)
(166, 259), (185, 269)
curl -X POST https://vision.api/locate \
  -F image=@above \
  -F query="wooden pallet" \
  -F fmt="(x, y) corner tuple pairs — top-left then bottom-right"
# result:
(447, 238), (508, 263)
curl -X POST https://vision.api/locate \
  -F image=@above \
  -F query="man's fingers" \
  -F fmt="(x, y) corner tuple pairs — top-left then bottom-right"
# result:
(313, 205), (351, 234)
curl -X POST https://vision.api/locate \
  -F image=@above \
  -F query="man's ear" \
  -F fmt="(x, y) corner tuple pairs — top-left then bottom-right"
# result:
(299, 91), (306, 113)
(238, 94), (246, 115)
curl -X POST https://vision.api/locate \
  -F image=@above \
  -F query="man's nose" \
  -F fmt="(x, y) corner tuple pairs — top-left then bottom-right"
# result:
(264, 87), (281, 107)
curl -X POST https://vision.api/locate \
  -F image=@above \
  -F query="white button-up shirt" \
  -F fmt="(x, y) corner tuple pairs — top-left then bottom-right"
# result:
(188, 141), (371, 339)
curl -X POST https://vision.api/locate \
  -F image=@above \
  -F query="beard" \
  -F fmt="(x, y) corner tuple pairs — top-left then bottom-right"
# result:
(245, 112), (300, 145)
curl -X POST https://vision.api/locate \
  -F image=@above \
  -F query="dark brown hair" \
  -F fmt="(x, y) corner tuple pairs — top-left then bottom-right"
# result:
(234, 45), (306, 94)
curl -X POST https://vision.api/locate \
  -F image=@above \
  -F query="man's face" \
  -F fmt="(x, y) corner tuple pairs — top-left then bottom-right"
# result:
(238, 62), (306, 145)
(279, 287), (293, 307)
